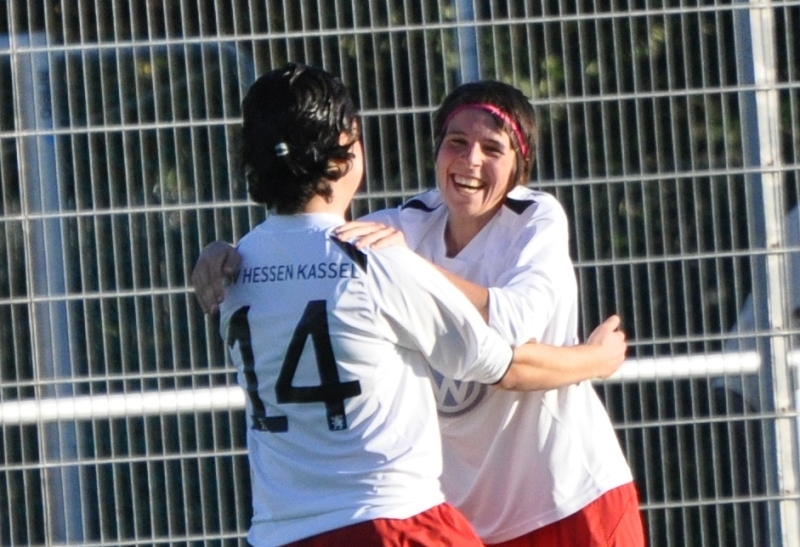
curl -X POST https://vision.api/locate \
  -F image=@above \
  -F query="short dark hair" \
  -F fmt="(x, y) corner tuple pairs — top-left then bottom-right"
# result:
(433, 81), (537, 187)
(241, 63), (360, 214)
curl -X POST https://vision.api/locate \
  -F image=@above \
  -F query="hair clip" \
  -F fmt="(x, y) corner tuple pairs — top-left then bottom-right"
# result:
(274, 142), (289, 157)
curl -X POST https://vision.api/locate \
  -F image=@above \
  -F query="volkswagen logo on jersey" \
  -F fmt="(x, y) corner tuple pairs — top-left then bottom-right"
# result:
(430, 368), (487, 416)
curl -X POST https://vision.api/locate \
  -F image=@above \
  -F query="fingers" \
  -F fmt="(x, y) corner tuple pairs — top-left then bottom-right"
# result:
(600, 314), (621, 331)
(333, 221), (381, 241)
(357, 227), (406, 250)
(191, 266), (218, 314)
(191, 241), (239, 315)
(334, 222), (407, 250)
(593, 339), (627, 380)
(584, 314), (627, 379)
(220, 245), (242, 276)
(588, 315), (625, 344)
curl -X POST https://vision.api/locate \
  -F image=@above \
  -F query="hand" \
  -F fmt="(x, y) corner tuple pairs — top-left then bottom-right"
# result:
(334, 221), (408, 251)
(585, 315), (627, 379)
(191, 240), (241, 314)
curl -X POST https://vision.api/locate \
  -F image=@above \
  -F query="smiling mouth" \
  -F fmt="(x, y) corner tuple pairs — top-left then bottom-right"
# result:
(452, 174), (484, 193)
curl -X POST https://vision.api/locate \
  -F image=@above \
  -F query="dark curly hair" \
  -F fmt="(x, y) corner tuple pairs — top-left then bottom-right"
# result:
(433, 81), (537, 187)
(241, 63), (360, 214)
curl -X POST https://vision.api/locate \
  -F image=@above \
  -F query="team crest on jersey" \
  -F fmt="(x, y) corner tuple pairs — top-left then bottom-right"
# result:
(430, 368), (487, 416)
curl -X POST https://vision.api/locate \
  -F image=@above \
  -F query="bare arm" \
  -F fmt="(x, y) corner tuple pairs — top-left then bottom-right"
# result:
(335, 220), (489, 319)
(497, 315), (626, 391)
(191, 240), (241, 314)
(434, 268), (489, 321)
(335, 220), (625, 390)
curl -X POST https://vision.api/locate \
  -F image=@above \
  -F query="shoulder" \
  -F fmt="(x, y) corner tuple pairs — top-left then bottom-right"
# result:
(502, 186), (568, 227)
(360, 190), (444, 226)
(361, 245), (438, 296)
(490, 187), (571, 257)
(361, 207), (400, 228)
(505, 186), (564, 215)
(233, 224), (260, 248)
(400, 190), (445, 214)
(233, 219), (276, 255)
(329, 237), (369, 273)
(359, 190), (443, 228)
(397, 190), (447, 239)
(366, 244), (426, 275)
(329, 237), (424, 287)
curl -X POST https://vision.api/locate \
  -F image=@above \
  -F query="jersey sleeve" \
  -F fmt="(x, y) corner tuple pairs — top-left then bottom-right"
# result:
(366, 246), (512, 384)
(487, 195), (578, 346)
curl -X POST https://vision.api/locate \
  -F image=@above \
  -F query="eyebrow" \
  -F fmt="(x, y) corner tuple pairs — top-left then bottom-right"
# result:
(444, 128), (509, 149)
(443, 104), (528, 156)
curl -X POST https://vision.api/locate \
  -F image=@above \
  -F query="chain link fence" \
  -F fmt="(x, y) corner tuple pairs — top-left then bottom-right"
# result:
(0, 1), (798, 545)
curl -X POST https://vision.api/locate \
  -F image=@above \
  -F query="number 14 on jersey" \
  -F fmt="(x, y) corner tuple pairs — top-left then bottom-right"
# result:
(227, 301), (362, 432)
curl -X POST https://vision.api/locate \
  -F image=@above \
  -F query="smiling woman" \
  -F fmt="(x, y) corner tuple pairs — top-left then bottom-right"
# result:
(430, 83), (537, 260)
(435, 108), (518, 256)
(343, 80), (644, 546)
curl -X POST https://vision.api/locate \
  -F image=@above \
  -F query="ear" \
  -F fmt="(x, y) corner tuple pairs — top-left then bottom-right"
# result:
(327, 157), (353, 181)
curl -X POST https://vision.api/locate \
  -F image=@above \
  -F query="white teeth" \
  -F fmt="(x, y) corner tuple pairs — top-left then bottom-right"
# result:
(453, 175), (482, 190)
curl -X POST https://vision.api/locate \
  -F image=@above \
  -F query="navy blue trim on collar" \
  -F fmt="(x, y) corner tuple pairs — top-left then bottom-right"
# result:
(331, 237), (368, 272)
(504, 196), (536, 215)
(401, 198), (441, 213)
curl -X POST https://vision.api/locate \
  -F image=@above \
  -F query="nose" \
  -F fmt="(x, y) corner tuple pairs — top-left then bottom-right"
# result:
(462, 142), (482, 166)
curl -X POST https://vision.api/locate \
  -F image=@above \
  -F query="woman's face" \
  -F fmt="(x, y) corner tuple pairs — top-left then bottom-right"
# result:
(436, 108), (517, 226)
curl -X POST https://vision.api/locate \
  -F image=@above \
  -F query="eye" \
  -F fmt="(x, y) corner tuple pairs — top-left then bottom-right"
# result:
(444, 135), (468, 147)
(483, 144), (505, 157)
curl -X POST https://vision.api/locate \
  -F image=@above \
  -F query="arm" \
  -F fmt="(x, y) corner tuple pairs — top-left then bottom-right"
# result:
(368, 246), (627, 390)
(498, 315), (626, 391)
(366, 245), (513, 385)
(484, 196), (575, 345)
(338, 204), (624, 389)
(434, 268), (489, 322)
(191, 240), (242, 314)
(335, 220), (490, 320)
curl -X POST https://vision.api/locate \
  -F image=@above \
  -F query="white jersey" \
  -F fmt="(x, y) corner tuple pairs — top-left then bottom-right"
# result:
(219, 212), (513, 547)
(367, 186), (634, 543)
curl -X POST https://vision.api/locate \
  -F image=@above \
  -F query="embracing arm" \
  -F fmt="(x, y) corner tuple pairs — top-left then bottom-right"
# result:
(497, 315), (626, 391)
(191, 240), (242, 314)
(434, 268), (489, 322)
(336, 216), (626, 391)
(335, 220), (490, 320)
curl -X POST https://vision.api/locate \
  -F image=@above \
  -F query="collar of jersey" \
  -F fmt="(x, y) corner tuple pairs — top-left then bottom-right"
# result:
(265, 212), (345, 232)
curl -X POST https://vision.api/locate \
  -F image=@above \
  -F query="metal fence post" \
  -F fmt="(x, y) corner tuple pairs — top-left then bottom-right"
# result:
(735, 1), (800, 544)
(13, 31), (84, 544)
(455, 0), (480, 83)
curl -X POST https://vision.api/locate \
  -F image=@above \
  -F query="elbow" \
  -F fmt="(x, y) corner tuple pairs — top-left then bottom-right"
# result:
(496, 365), (540, 391)
(496, 368), (517, 390)
(497, 363), (564, 392)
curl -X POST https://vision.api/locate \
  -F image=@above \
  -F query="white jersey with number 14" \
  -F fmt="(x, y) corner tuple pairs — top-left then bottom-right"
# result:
(219, 212), (512, 547)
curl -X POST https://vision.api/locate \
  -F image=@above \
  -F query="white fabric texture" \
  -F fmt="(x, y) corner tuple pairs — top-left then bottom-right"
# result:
(367, 186), (633, 543)
(219, 212), (512, 547)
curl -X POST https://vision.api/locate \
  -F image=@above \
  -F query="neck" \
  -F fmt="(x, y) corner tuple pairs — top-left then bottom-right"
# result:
(444, 213), (492, 257)
(301, 193), (349, 217)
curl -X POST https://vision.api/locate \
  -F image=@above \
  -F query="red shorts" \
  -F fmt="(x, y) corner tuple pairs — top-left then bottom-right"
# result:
(486, 482), (646, 547)
(282, 502), (484, 547)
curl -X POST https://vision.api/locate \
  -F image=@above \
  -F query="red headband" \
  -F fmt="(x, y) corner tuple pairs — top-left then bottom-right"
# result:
(442, 103), (529, 158)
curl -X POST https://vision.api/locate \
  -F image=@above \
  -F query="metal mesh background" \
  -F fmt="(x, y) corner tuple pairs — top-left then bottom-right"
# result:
(0, 1), (798, 546)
